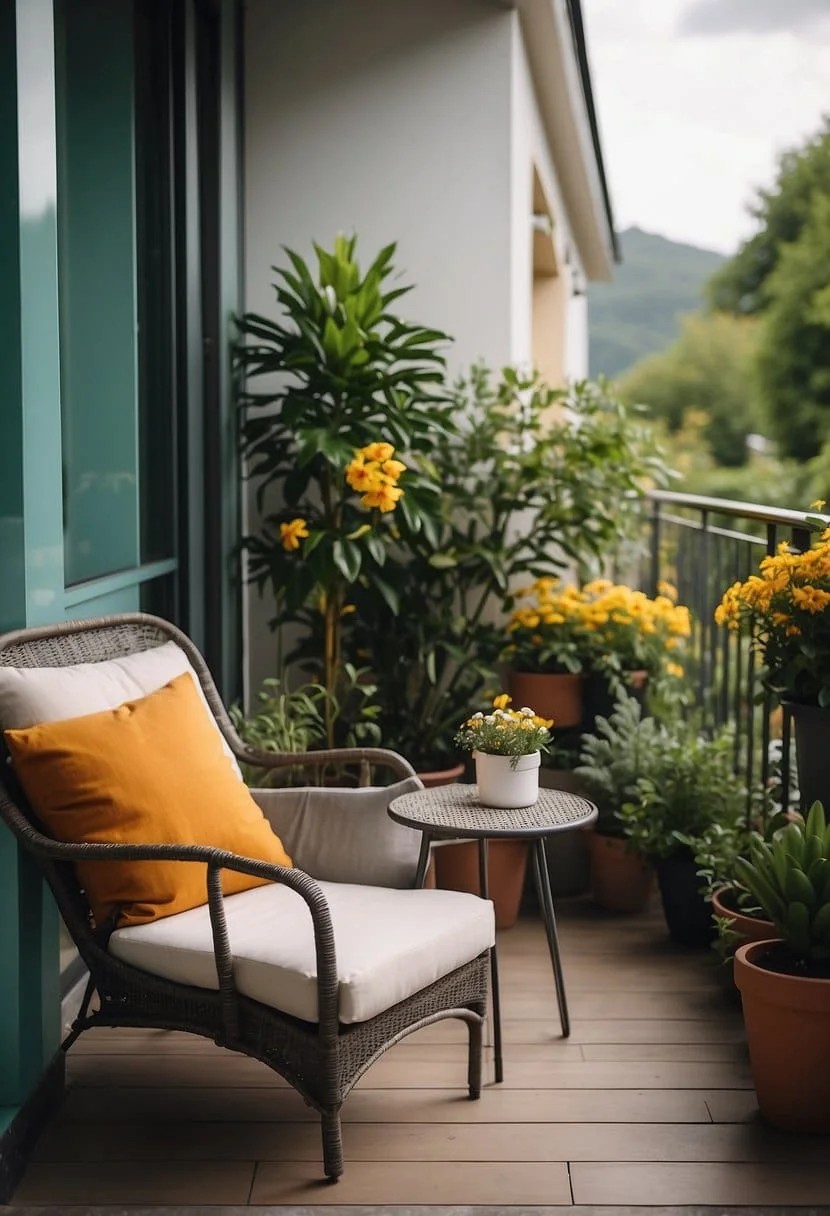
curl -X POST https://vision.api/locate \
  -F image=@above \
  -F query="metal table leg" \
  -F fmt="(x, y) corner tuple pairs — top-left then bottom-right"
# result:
(532, 837), (570, 1037)
(478, 838), (503, 1082)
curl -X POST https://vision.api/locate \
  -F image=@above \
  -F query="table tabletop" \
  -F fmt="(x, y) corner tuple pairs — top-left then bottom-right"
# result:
(388, 783), (597, 840)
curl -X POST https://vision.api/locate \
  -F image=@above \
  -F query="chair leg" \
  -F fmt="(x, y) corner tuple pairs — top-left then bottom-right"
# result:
(321, 1109), (344, 1182)
(467, 1013), (483, 1100)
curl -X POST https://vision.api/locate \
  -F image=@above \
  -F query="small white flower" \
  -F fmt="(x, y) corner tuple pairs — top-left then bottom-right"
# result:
(484, 714), (496, 724)
(520, 707), (534, 716)
(472, 711), (484, 719)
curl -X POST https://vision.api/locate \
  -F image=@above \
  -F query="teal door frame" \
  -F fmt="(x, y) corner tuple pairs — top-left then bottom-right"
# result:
(0, 0), (65, 1127)
(0, 0), (243, 1165)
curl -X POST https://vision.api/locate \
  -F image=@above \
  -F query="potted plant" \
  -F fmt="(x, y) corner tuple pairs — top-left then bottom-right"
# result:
(715, 517), (830, 809)
(235, 235), (454, 749)
(229, 666), (381, 787)
(504, 578), (692, 730)
(733, 800), (830, 1131)
(617, 720), (747, 946)
(438, 694), (552, 928)
(454, 693), (553, 809)
(574, 693), (662, 912)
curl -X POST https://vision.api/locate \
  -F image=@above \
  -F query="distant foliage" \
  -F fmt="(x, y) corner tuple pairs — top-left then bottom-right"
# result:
(618, 312), (762, 468)
(708, 117), (830, 317)
(708, 119), (830, 461)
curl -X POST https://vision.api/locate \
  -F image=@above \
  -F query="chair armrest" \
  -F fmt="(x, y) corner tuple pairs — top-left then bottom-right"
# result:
(1, 795), (339, 1031)
(232, 742), (416, 784)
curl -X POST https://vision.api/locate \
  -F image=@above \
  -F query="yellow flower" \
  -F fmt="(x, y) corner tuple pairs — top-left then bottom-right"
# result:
(791, 586), (830, 614)
(810, 499), (826, 511)
(381, 458), (407, 480)
(492, 693), (512, 710)
(345, 459), (383, 493)
(279, 518), (309, 552)
(666, 662), (685, 679)
(657, 580), (678, 602)
(360, 441), (394, 463)
(361, 483), (403, 513)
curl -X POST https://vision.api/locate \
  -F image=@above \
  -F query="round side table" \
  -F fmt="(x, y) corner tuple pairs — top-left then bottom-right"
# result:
(388, 783), (597, 1082)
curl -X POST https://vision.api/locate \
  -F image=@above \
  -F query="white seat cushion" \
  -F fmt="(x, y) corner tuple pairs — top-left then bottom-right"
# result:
(109, 881), (494, 1024)
(0, 640), (241, 778)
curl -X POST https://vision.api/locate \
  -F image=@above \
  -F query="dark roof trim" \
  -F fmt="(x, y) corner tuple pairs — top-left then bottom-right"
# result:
(564, 0), (620, 262)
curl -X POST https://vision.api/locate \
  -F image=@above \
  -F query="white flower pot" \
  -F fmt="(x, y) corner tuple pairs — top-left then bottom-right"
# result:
(474, 750), (541, 809)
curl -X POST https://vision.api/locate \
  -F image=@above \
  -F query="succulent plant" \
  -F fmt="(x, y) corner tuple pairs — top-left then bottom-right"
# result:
(734, 801), (830, 963)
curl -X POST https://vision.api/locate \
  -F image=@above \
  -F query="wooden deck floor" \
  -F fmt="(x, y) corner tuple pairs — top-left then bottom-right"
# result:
(10, 898), (830, 1209)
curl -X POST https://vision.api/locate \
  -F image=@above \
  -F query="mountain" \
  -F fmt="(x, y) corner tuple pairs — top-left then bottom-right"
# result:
(588, 226), (726, 380)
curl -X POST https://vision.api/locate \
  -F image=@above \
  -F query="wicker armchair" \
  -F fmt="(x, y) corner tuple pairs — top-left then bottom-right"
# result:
(0, 614), (490, 1181)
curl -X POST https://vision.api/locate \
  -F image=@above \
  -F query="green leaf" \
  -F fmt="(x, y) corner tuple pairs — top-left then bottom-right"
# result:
(332, 539), (362, 583)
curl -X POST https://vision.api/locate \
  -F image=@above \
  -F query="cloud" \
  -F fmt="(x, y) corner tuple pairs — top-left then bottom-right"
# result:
(680, 0), (830, 36)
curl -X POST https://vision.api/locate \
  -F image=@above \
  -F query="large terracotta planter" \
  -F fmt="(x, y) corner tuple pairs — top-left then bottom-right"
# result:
(588, 831), (653, 913)
(735, 939), (830, 1132)
(507, 670), (584, 730)
(434, 838), (529, 929)
(711, 886), (775, 950)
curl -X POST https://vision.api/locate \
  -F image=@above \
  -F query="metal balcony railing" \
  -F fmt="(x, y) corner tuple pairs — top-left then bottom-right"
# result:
(643, 490), (828, 820)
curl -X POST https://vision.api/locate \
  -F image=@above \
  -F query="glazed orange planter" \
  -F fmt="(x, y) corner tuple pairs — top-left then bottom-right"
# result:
(507, 670), (585, 729)
(735, 939), (830, 1132)
(588, 831), (653, 913)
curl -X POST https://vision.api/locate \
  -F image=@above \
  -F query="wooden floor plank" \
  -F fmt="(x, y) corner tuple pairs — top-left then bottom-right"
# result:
(15, 900), (792, 1209)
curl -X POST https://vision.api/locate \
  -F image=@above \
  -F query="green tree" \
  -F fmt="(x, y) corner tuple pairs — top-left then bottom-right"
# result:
(756, 193), (830, 460)
(618, 312), (762, 467)
(708, 117), (830, 316)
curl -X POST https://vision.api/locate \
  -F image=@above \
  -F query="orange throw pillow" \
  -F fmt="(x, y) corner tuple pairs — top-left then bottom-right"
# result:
(4, 672), (292, 927)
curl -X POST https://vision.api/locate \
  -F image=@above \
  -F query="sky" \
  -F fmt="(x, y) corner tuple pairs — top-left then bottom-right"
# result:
(582, 0), (830, 255)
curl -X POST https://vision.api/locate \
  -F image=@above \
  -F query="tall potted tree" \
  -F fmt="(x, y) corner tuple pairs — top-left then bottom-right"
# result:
(236, 235), (453, 748)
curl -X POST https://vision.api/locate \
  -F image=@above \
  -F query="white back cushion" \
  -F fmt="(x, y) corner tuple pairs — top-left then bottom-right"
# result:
(109, 879), (495, 1024)
(0, 640), (242, 778)
(252, 779), (424, 888)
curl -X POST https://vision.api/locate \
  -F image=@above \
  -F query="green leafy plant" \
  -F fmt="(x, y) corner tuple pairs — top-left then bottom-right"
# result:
(235, 235), (454, 746)
(454, 693), (552, 762)
(574, 693), (663, 837)
(230, 666), (381, 786)
(617, 721), (746, 860)
(348, 365), (669, 767)
(735, 801), (830, 966)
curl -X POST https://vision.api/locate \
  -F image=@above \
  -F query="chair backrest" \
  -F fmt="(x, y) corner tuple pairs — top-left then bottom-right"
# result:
(0, 614), (245, 963)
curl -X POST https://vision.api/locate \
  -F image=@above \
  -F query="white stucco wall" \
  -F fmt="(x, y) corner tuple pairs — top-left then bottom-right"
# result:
(244, 0), (514, 376)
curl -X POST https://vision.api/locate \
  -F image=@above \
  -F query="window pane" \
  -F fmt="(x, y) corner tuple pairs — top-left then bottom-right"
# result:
(56, 0), (139, 586)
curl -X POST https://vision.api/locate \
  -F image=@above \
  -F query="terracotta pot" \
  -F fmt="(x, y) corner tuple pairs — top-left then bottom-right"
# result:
(735, 939), (830, 1132)
(587, 831), (653, 913)
(507, 670), (584, 730)
(711, 886), (775, 950)
(415, 761), (465, 789)
(434, 838), (529, 929)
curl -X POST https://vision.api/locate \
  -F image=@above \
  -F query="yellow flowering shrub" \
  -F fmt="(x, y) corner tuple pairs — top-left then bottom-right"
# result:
(715, 529), (830, 706)
(454, 694), (553, 758)
(504, 578), (691, 684)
